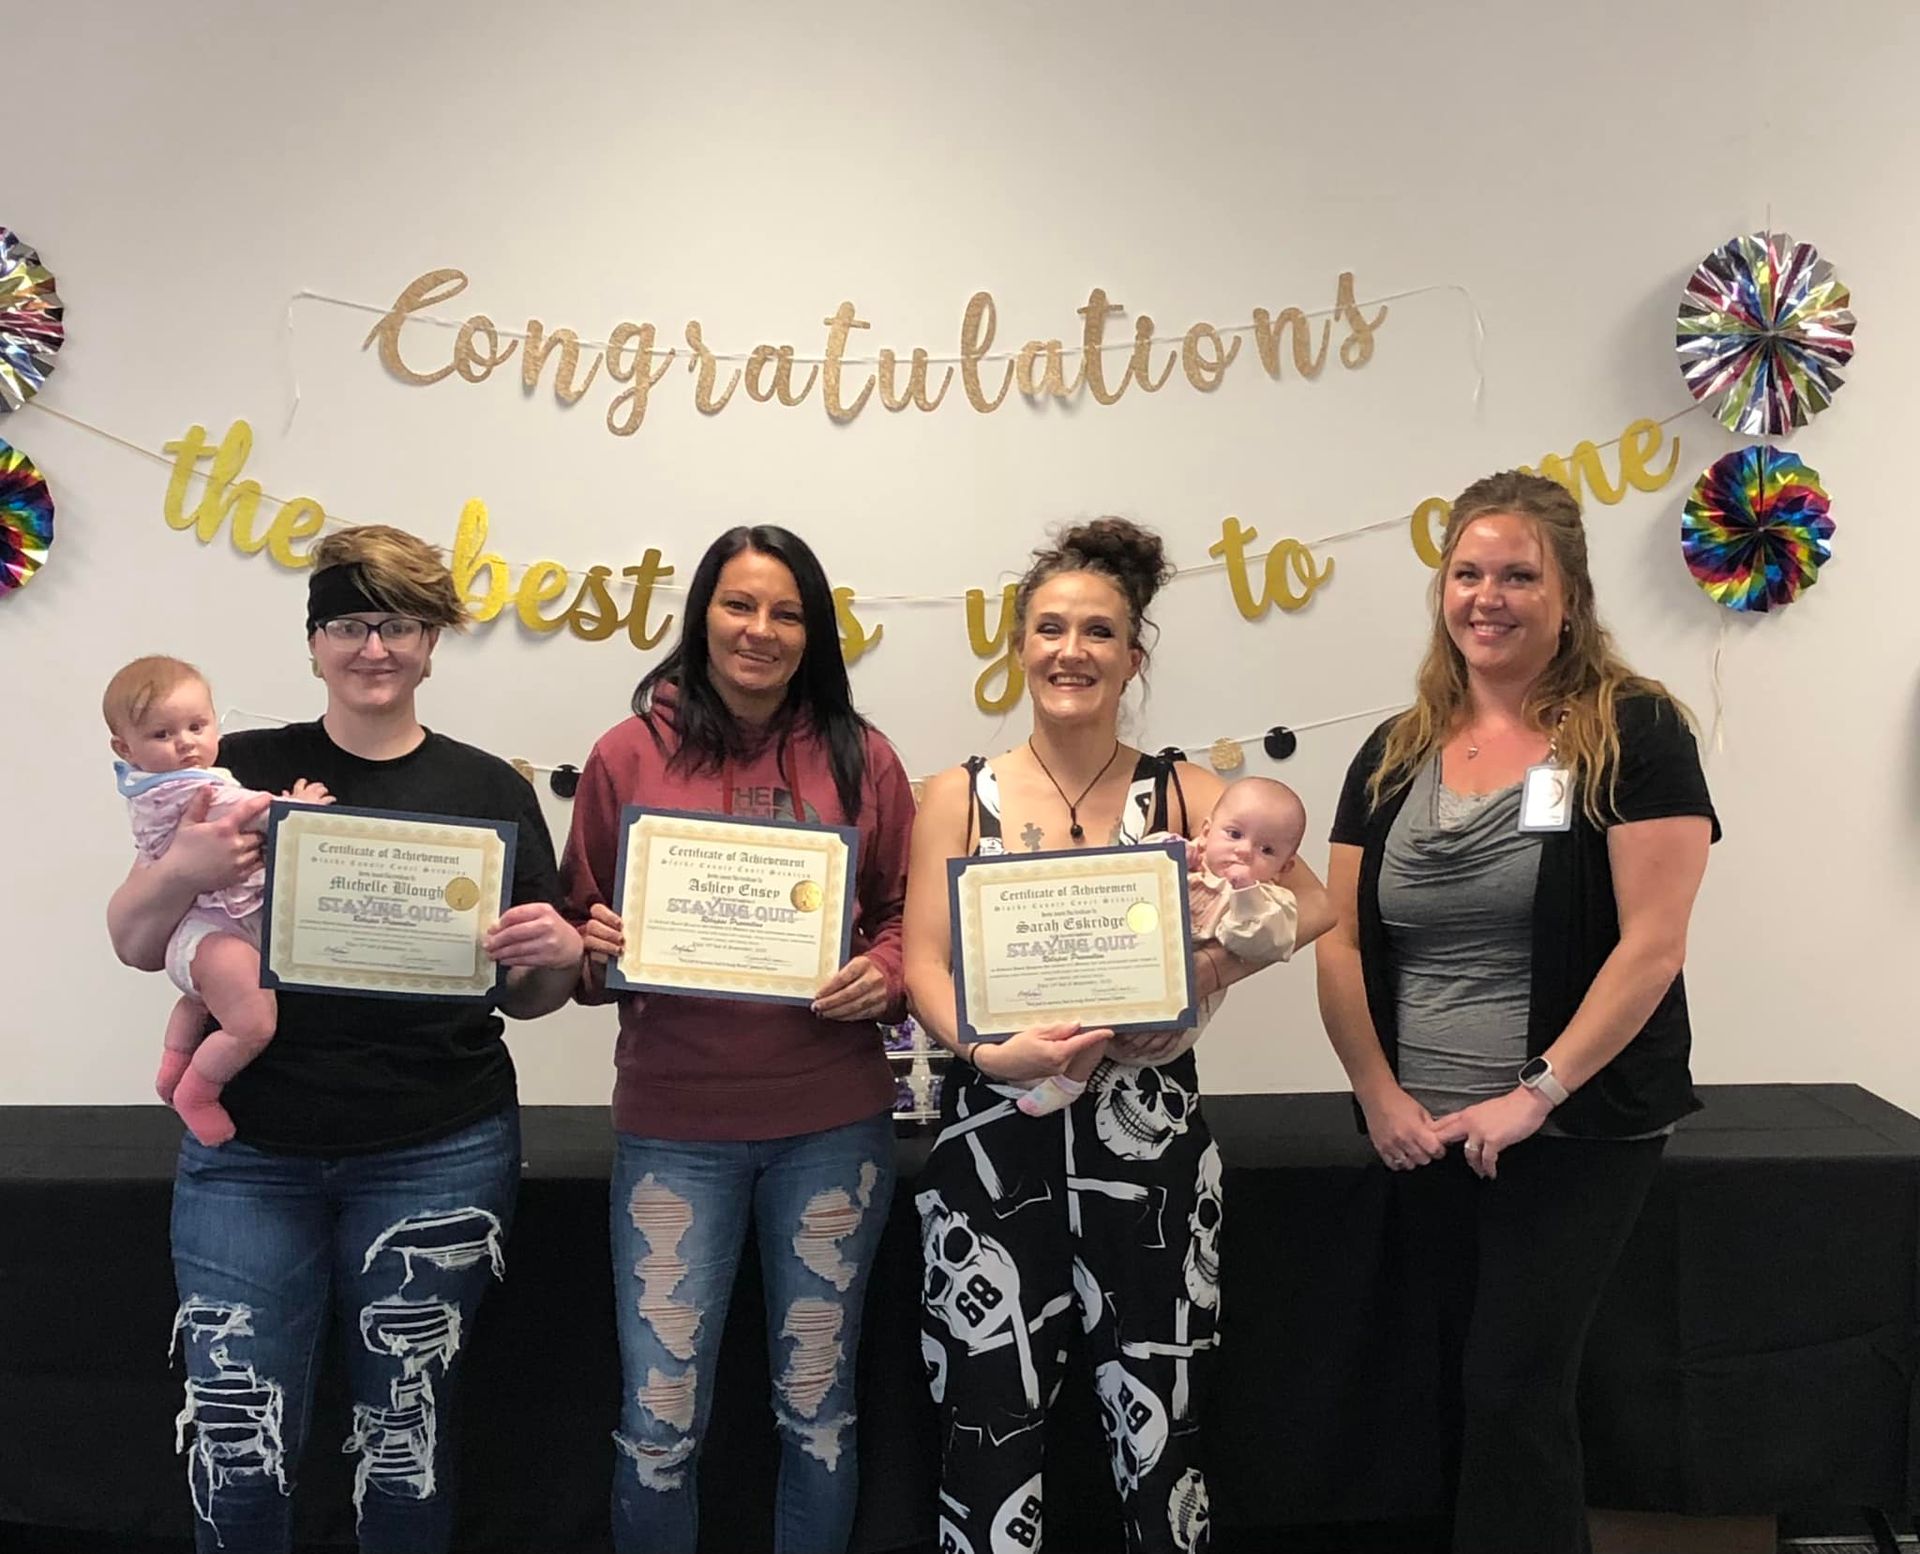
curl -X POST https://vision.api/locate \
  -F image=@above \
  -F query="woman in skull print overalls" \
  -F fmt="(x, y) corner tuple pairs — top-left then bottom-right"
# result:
(901, 517), (1333, 1554)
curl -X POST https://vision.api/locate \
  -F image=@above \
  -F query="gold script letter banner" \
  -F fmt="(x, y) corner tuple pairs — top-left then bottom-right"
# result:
(361, 270), (1390, 437)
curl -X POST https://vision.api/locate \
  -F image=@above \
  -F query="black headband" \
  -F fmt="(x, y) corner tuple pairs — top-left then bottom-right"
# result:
(306, 564), (388, 633)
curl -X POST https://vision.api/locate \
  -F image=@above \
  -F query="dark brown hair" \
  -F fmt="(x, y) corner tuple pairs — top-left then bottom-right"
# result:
(1013, 516), (1174, 666)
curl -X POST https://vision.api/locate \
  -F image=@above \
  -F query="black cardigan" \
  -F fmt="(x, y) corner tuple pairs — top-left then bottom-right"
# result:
(1330, 694), (1721, 1138)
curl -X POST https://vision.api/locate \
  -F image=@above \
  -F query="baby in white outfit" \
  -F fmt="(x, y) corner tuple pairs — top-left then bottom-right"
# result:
(1019, 776), (1307, 1116)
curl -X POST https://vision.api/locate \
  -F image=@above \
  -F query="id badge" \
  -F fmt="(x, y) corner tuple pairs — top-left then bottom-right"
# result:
(1517, 762), (1573, 833)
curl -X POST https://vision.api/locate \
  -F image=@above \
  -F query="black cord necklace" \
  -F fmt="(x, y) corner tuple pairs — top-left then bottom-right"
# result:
(1027, 738), (1121, 843)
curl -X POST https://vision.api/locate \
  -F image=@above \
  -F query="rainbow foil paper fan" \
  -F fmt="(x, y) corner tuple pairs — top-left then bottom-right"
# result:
(0, 437), (53, 596)
(1682, 445), (1832, 613)
(0, 227), (64, 412)
(1677, 231), (1854, 436)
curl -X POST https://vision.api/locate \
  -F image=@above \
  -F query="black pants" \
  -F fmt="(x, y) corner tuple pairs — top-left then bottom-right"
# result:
(918, 1055), (1221, 1554)
(1393, 1132), (1666, 1554)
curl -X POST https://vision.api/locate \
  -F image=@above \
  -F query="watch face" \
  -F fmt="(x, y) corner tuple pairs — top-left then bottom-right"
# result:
(1519, 1058), (1549, 1084)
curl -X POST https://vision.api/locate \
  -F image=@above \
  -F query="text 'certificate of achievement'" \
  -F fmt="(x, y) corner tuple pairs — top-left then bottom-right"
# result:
(948, 841), (1196, 1042)
(260, 803), (517, 1001)
(607, 806), (859, 1005)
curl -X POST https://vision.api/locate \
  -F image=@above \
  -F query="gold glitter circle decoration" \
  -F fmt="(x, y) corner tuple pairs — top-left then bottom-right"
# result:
(1207, 738), (1245, 774)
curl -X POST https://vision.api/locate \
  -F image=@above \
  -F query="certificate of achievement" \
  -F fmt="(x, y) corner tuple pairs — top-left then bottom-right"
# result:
(947, 841), (1197, 1042)
(607, 807), (859, 1005)
(260, 803), (516, 1001)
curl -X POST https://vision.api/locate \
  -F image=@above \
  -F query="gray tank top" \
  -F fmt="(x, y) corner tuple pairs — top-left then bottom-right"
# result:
(1378, 758), (1541, 1118)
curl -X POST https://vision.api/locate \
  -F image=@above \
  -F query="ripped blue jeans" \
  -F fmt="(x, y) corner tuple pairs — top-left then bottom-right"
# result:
(609, 1114), (895, 1554)
(168, 1106), (519, 1554)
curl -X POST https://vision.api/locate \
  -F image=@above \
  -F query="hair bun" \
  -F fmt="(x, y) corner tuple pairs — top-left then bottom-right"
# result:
(1056, 516), (1174, 612)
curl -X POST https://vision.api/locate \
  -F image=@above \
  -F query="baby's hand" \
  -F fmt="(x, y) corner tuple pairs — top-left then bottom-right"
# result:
(285, 779), (334, 805)
(1223, 856), (1296, 890)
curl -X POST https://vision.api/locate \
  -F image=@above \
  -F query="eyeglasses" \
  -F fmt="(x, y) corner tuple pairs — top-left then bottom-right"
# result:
(319, 617), (425, 645)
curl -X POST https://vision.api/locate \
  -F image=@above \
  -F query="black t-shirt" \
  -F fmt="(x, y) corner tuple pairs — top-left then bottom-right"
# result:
(216, 720), (562, 1155)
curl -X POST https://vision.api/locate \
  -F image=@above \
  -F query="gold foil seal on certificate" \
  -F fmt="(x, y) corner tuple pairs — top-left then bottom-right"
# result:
(444, 876), (481, 911)
(790, 879), (824, 912)
(1125, 901), (1159, 934)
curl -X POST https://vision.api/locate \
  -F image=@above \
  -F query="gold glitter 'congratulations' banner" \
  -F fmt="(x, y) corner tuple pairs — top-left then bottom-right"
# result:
(357, 269), (1392, 437)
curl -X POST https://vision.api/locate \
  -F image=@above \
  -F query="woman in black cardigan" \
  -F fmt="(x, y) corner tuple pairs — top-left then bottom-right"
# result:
(1317, 470), (1718, 1554)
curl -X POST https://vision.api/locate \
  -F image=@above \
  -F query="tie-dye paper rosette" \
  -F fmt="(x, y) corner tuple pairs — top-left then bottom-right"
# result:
(0, 437), (53, 596)
(0, 227), (64, 412)
(1676, 231), (1854, 437)
(1682, 445), (1832, 613)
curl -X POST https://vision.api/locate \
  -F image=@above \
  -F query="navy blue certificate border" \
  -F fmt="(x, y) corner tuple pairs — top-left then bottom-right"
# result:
(606, 805), (862, 1007)
(259, 801), (517, 1004)
(948, 839), (1197, 1044)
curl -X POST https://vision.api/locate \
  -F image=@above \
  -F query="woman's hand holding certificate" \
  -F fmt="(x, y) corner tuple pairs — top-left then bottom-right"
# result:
(483, 903), (582, 971)
(968, 1021), (1115, 1083)
(810, 954), (890, 1021)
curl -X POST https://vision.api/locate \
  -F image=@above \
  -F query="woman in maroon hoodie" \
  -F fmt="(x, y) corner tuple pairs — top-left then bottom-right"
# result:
(560, 524), (914, 1554)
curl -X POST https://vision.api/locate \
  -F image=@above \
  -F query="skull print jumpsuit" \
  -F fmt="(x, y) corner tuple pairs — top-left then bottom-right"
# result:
(917, 753), (1224, 1554)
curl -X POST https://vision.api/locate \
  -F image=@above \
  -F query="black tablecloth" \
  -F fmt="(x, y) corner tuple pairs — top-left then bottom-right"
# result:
(2, 1085), (1916, 1551)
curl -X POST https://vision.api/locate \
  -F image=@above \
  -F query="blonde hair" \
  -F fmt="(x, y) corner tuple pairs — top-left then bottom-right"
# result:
(1368, 470), (1685, 825)
(309, 524), (466, 629)
(103, 655), (205, 735)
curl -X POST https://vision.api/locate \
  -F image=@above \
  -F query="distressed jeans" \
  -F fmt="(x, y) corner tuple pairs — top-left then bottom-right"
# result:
(609, 1114), (895, 1554)
(169, 1106), (520, 1554)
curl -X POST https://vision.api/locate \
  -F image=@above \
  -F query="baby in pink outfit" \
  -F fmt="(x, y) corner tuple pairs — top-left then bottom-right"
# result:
(105, 656), (330, 1145)
(1019, 776), (1307, 1116)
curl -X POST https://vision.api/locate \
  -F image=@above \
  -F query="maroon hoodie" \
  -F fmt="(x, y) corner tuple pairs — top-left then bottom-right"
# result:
(560, 681), (913, 1140)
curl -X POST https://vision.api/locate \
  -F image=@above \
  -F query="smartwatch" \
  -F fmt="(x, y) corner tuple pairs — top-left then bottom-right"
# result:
(1518, 1056), (1569, 1106)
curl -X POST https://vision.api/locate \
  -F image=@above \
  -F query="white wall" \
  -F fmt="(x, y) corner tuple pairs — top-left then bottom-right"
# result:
(7, 0), (1915, 1114)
